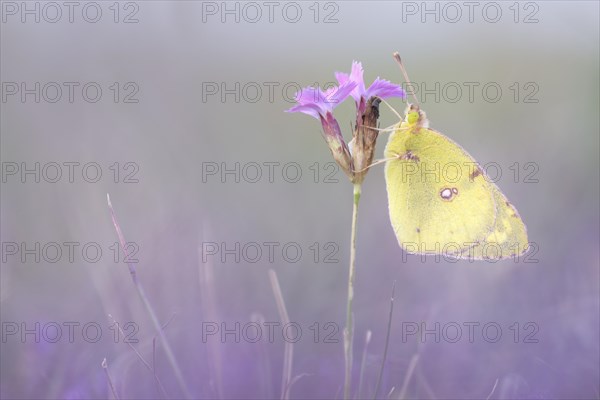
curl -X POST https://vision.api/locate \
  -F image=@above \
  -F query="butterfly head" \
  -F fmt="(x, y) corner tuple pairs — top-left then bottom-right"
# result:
(404, 103), (429, 129)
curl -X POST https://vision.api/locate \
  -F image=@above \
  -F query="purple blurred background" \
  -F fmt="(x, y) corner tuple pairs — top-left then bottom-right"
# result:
(1, 1), (598, 399)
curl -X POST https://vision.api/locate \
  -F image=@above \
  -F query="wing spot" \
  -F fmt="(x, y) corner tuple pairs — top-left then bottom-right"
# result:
(469, 167), (482, 181)
(416, 228), (420, 233)
(400, 150), (420, 162)
(440, 187), (459, 201)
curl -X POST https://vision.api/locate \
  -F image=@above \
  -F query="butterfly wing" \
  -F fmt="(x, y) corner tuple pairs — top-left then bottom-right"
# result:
(384, 125), (497, 257)
(463, 186), (529, 260)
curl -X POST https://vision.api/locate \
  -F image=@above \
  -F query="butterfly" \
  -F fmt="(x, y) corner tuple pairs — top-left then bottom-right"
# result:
(383, 54), (529, 261)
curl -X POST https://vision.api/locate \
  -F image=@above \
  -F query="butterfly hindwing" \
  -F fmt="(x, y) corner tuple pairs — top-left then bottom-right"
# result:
(463, 186), (529, 260)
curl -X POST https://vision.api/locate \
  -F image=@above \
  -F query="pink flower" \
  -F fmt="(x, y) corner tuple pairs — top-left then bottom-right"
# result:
(285, 60), (405, 182)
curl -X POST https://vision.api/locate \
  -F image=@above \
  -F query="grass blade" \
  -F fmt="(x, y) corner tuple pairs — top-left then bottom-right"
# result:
(269, 269), (293, 400)
(374, 281), (396, 399)
(107, 194), (191, 399)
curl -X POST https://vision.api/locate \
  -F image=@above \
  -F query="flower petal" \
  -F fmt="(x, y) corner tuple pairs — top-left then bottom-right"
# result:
(335, 71), (350, 86)
(336, 61), (365, 104)
(326, 80), (357, 108)
(294, 86), (326, 105)
(287, 80), (356, 119)
(285, 103), (323, 119)
(365, 78), (406, 100)
(349, 61), (365, 96)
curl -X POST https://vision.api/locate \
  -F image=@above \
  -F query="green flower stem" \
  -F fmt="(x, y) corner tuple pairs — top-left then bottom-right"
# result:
(344, 183), (362, 400)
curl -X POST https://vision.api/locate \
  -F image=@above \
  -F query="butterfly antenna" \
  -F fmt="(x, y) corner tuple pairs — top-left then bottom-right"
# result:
(393, 52), (421, 108)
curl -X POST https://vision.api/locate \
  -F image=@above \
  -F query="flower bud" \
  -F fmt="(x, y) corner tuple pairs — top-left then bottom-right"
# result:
(320, 112), (354, 180)
(351, 97), (381, 184)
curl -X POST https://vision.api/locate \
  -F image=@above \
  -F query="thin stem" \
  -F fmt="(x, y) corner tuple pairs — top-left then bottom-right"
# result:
(373, 281), (396, 399)
(269, 269), (293, 400)
(486, 378), (499, 400)
(107, 194), (191, 399)
(107, 314), (168, 398)
(101, 358), (120, 400)
(357, 330), (372, 399)
(344, 183), (362, 400)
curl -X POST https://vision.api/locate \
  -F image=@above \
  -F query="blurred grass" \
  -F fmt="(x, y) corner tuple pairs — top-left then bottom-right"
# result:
(1, 1), (598, 399)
